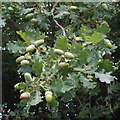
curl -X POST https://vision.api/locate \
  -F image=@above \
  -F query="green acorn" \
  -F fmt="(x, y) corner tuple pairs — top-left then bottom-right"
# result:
(16, 56), (25, 63)
(69, 6), (77, 10)
(14, 82), (26, 89)
(87, 75), (93, 79)
(14, 83), (20, 89)
(21, 60), (29, 66)
(63, 11), (70, 16)
(101, 3), (108, 11)
(103, 39), (112, 49)
(73, 68), (82, 72)
(31, 18), (38, 23)
(25, 13), (34, 19)
(26, 44), (35, 53)
(45, 91), (53, 103)
(54, 49), (64, 55)
(25, 53), (31, 60)
(34, 40), (44, 47)
(59, 62), (69, 68)
(64, 52), (75, 59)
(75, 37), (82, 42)
(24, 73), (32, 81)
(106, 42), (112, 49)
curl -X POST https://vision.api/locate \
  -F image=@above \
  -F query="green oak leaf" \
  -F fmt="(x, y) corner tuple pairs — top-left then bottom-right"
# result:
(18, 65), (32, 74)
(6, 41), (25, 54)
(29, 91), (42, 106)
(54, 36), (70, 51)
(96, 21), (110, 34)
(95, 72), (115, 84)
(97, 59), (114, 72)
(81, 76), (96, 89)
(87, 31), (103, 43)
(16, 30), (29, 43)
(32, 59), (43, 76)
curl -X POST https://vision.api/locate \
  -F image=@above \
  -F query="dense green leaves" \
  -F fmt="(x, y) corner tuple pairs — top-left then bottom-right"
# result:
(32, 59), (43, 76)
(2, 2), (119, 120)
(54, 36), (69, 51)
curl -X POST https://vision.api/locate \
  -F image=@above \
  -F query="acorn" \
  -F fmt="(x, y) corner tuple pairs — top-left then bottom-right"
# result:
(34, 40), (44, 47)
(106, 42), (112, 49)
(45, 91), (53, 103)
(31, 18), (38, 23)
(64, 52), (75, 59)
(75, 37), (82, 42)
(14, 83), (20, 89)
(54, 49), (64, 55)
(24, 73), (32, 81)
(101, 3), (108, 11)
(63, 11), (70, 16)
(73, 68), (82, 72)
(87, 75), (93, 79)
(20, 92), (30, 99)
(69, 6), (77, 10)
(25, 53), (31, 60)
(16, 56), (25, 63)
(14, 82), (26, 89)
(59, 62), (69, 68)
(26, 44), (36, 53)
(25, 13), (34, 19)
(21, 60), (29, 66)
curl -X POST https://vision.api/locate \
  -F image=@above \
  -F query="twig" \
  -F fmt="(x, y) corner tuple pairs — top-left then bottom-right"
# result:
(109, 103), (117, 120)
(36, 48), (46, 54)
(75, 94), (83, 108)
(51, 2), (66, 36)
(83, 43), (94, 47)
(34, 78), (52, 88)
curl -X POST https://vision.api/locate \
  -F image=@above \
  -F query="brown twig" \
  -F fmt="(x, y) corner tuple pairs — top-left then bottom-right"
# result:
(34, 76), (53, 88)
(83, 42), (94, 47)
(36, 48), (46, 54)
(51, 2), (66, 36)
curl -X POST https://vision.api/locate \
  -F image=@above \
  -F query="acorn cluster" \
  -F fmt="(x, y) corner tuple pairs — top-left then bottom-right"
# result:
(53, 48), (75, 68)
(25, 13), (38, 23)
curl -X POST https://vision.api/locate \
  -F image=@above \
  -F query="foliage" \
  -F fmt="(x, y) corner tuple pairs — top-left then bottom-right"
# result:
(2, 2), (120, 119)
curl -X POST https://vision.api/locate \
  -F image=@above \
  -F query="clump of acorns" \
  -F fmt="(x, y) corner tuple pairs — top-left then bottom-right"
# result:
(15, 39), (53, 102)
(14, 72), (53, 103)
(16, 39), (44, 66)
(25, 13), (38, 23)
(53, 48), (75, 67)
